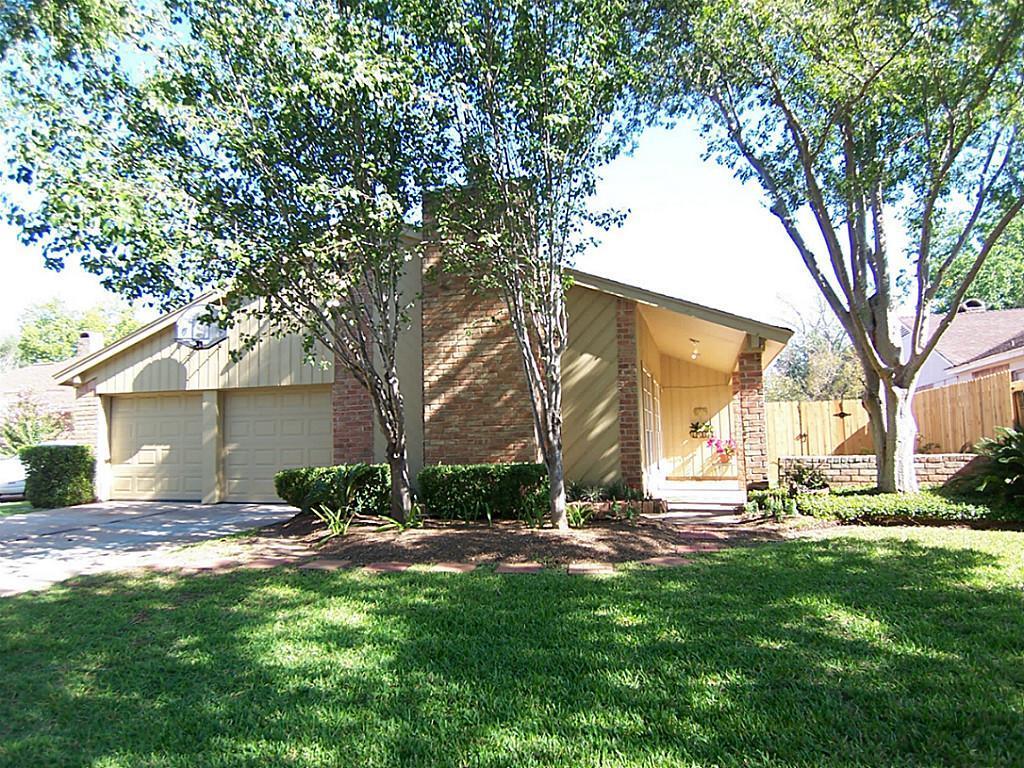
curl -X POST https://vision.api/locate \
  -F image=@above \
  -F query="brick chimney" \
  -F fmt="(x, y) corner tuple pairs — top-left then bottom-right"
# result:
(77, 331), (105, 357)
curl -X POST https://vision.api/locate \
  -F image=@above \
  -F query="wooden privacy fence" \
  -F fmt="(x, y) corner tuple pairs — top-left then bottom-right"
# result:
(766, 371), (1016, 481)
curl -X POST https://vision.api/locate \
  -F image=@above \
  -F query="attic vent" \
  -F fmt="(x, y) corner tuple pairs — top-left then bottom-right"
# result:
(175, 306), (228, 350)
(957, 298), (986, 314)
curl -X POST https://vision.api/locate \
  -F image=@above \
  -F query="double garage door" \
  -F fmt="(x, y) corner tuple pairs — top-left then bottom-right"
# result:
(109, 387), (332, 502)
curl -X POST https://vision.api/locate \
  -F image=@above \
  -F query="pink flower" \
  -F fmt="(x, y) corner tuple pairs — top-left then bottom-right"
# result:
(707, 437), (736, 457)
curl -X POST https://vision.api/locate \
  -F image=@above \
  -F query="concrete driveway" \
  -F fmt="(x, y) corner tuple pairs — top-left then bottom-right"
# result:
(0, 501), (297, 596)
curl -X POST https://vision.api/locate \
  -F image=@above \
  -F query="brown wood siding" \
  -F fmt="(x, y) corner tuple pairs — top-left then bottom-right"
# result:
(562, 286), (621, 485)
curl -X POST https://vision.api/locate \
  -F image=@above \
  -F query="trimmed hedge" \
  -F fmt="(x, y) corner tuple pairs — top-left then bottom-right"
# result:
(418, 463), (548, 521)
(795, 487), (1019, 523)
(274, 464), (390, 515)
(19, 444), (95, 509)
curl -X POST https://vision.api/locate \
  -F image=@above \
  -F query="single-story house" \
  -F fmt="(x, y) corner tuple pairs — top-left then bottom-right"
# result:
(0, 332), (105, 426)
(902, 301), (1024, 390)
(55, 244), (790, 506)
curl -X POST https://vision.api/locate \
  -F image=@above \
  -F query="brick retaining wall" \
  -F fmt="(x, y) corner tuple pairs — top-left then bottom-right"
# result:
(778, 454), (984, 487)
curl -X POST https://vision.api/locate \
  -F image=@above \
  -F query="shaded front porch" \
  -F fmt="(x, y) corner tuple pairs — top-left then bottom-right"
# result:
(632, 299), (787, 506)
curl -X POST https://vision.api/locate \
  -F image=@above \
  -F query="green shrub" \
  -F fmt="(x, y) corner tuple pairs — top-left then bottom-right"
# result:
(1, 395), (72, 456)
(567, 502), (594, 529)
(274, 464), (390, 515)
(566, 479), (644, 503)
(784, 460), (829, 492)
(18, 444), (95, 508)
(744, 487), (798, 520)
(795, 486), (1018, 523)
(974, 427), (1024, 503)
(417, 463), (548, 522)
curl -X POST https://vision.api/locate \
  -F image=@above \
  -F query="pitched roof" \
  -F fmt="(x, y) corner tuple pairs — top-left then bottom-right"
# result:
(0, 361), (71, 396)
(56, 271), (793, 385)
(568, 269), (792, 344)
(964, 327), (1024, 365)
(903, 308), (1024, 367)
(55, 292), (215, 385)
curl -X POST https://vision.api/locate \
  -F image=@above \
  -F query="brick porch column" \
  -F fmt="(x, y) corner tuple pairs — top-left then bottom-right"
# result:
(737, 338), (768, 489)
(332, 358), (374, 464)
(616, 298), (643, 489)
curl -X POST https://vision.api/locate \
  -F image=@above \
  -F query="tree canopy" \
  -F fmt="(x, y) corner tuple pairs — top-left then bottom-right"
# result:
(3, 0), (449, 519)
(765, 299), (863, 402)
(14, 300), (139, 365)
(417, 0), (645, 526)
(653, 0), (1024, 491)
(932, 215), (1024, 311)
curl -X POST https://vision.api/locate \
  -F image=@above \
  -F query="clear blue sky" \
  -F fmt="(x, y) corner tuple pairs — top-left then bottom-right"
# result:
(0, 119), (822, 338)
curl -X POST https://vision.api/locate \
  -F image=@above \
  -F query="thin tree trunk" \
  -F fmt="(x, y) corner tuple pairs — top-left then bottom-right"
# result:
(372, 363), (413, 523)
(545, 418), (568, 531)
(876, 380), (918, 493)
(387, 445), (413, 522)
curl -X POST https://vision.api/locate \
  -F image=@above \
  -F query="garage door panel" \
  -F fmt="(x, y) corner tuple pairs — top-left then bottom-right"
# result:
(308, 447), (332, 465)
(222, 387), (332, 502)
(110, 394), (203, 501)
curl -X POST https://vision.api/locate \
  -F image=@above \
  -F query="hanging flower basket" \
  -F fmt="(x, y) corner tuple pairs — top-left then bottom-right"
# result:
(689, 420), (714, 439)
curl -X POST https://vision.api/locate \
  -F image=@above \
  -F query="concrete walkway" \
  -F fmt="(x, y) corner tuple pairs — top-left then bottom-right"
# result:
(0, 501), (297, 596)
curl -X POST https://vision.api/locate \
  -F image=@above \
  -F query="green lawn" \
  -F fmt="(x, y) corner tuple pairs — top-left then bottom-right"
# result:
(0, 501), (31, 517)
(1, 528), (1022, 767)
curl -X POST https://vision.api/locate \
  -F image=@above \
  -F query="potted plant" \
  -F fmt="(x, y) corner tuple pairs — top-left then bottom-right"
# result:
(706, 437), (736, 463)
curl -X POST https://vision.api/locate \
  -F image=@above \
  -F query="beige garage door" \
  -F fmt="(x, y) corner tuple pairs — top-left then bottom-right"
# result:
(222, 387), (332, 502)
(110, 394), (203, 500)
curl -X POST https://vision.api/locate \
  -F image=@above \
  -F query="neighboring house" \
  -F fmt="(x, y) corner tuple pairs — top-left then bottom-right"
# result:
(55, 246), (791, 506)
(0, 361), (74, 419)
(901, 301), (1024, 390)
(0, 333), (104, 424)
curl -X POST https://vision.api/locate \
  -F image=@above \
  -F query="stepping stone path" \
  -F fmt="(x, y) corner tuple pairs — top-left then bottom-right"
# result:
(363, 561), (413, 574)
(298, 559), (351, 571)
(639, 556), (693, 568)
(425, 562), (478, 573)
(130, 532), (714, 581)
(567, 562), (616, 576)
(240, 556), (297, 570)
(494, 561), (543, 574)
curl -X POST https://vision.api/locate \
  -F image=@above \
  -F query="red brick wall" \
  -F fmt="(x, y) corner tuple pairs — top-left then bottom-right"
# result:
(332, 358), (374, 464)
(730, 373), (747, 483)
(736, 346), (768, 488)
(616, 299), (643, 489)
(420, 243), (537, 465)
(778, 454), (983, 487)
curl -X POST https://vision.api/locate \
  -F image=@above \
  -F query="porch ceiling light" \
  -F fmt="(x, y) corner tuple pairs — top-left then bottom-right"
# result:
(690, 338), (700, 361)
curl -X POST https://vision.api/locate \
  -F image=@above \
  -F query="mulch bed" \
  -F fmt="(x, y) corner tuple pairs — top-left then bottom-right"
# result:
(254, 512), (786, 565)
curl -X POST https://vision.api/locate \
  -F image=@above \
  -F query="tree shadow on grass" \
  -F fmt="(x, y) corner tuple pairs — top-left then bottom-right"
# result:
(0, 536), (1022, 767)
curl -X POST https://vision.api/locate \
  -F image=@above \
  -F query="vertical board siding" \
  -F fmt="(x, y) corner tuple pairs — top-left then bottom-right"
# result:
(562, 286), (621, 485)
(660, 355), (734, 479)
(89, 310), (334, 395)
(766, 371), (1014, 482)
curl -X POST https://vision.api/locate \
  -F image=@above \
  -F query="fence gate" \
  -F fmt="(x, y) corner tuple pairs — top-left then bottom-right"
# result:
(766, 371), (1014, 483)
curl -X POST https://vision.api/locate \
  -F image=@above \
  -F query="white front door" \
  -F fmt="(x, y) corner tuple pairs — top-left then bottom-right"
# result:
(641, 368), (664, 490)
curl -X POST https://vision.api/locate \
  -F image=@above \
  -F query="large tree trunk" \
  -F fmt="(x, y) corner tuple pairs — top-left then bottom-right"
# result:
(864, 374), (918, 493)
